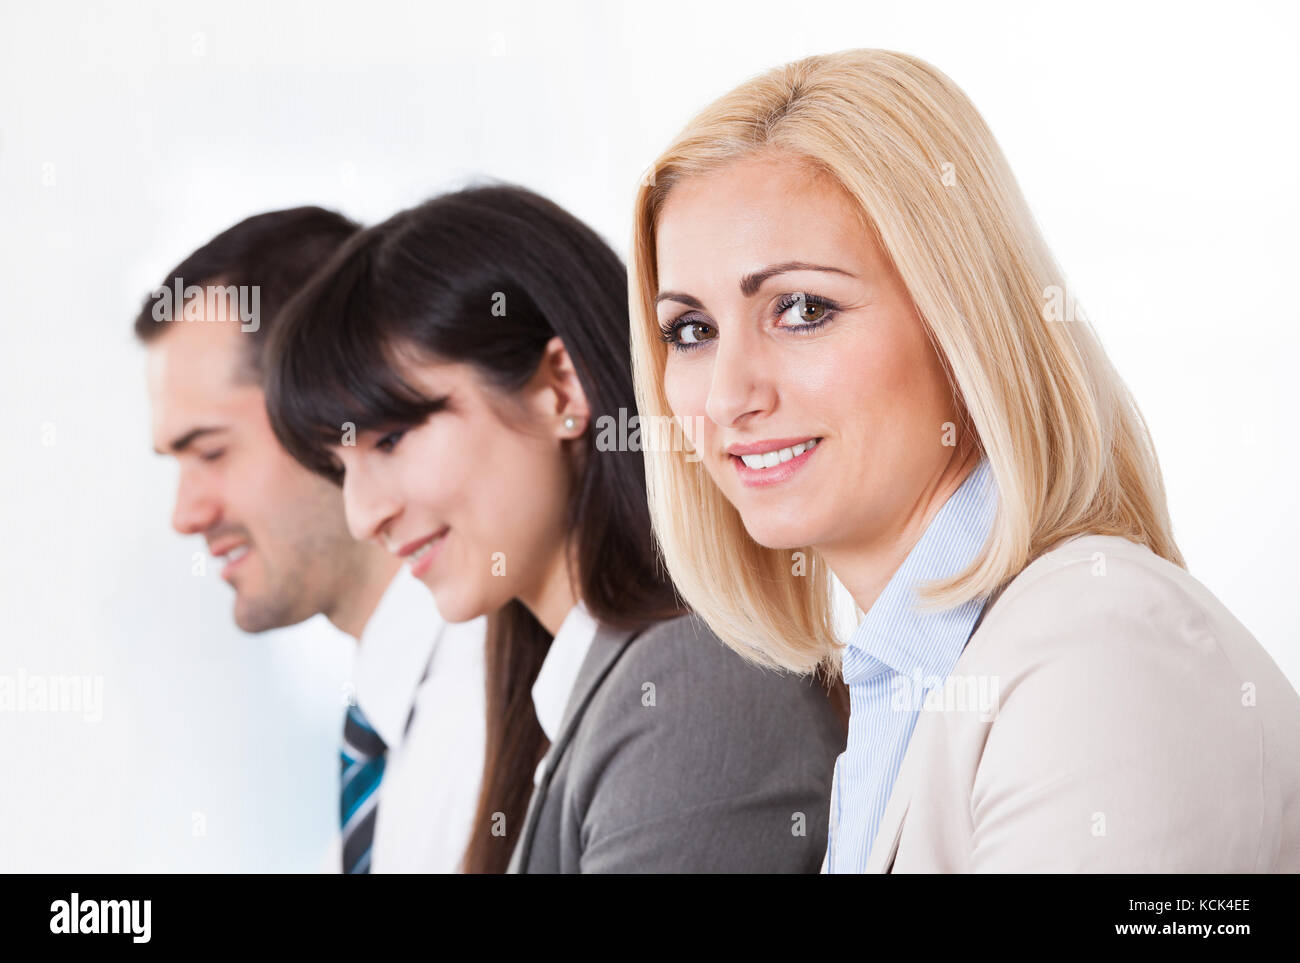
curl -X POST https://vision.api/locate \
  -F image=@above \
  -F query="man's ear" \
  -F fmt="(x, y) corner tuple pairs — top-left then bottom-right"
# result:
(527, 335), (590, 439)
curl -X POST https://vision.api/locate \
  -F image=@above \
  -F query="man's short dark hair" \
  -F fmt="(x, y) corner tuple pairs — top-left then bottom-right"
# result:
(133, 206), (360, 381)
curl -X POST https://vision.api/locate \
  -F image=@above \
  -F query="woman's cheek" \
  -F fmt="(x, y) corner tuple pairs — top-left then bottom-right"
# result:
(663, 361), (708, 424)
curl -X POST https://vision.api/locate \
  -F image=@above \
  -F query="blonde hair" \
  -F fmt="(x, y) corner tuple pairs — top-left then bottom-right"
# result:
(629, 49), (1183, 676)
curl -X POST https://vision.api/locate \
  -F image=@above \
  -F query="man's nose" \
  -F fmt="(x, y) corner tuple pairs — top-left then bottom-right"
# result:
(171, 472), (220, 536)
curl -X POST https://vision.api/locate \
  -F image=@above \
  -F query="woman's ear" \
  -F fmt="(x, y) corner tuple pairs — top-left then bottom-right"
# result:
(527, 335), (590, 439)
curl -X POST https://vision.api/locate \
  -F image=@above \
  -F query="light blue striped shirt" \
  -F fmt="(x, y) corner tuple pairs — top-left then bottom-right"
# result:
(825, 456), (998, 872)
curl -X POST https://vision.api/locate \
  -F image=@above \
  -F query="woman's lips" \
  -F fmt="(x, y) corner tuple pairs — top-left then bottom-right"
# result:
(404, 528), (449, 579)
(729, 437), (822, 488)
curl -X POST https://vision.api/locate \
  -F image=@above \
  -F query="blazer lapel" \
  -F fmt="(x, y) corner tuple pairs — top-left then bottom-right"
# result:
(552, 623), (640, 751)
(862, 583), (1012, 874)
(509, 622), (641, 872)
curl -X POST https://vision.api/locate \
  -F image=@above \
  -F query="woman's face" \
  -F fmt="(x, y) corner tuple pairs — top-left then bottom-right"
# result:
(332, 344), (579, 624)
(655, 150), (964, 559)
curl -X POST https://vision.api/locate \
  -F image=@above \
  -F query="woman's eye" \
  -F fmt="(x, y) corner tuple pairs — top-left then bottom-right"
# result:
(375, 429), (406, 453)
(679, 321), (715, 345)
(660, 318), (717, 350)
(198, 449), (225, 463)
(776, 292), (837, 329)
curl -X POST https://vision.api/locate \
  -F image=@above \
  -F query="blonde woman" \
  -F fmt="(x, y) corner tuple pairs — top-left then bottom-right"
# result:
(629, 49), (1300, 872)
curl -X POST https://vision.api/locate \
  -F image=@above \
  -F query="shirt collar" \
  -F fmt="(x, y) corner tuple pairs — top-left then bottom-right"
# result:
(353, 567), (443, 751)
(531, 600), (601, 745)
(841, 457), (998, 686)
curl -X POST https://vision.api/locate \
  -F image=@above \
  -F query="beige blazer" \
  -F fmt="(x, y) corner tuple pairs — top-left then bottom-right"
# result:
(866, 533), (1300, 872)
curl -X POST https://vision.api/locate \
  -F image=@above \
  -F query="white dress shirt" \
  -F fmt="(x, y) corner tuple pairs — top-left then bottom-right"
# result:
(322, 567), (487, 872)
(530, 600), (600, 785)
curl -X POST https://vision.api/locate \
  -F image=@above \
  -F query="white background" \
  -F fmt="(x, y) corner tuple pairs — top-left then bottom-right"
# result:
(1, 0), (1296, 871)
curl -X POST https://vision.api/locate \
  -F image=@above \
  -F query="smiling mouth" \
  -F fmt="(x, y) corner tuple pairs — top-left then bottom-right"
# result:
(732, 437), (821, 470)
(398, 527), (450, 575)
(210, 541), (252, 580)
(408, 537), (441, 562)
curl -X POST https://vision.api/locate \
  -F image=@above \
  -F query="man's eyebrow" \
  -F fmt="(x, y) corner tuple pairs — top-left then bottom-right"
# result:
(655, 262), (857, 307)
(156, 426), (227, 455)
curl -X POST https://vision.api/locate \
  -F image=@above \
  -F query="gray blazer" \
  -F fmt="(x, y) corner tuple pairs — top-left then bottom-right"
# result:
(507, 612), (845, 873)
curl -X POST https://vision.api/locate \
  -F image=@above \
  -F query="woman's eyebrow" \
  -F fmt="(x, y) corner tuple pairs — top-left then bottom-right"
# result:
(655, 291), (704, 308)
(656, 261), (857, 308)
(739, 261), (857, 296)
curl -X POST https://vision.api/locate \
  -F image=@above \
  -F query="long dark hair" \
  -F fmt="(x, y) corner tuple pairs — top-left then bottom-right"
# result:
(264, 184), (684, 873)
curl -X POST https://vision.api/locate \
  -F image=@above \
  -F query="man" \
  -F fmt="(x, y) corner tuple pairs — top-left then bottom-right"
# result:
(136, 207), (486, 873)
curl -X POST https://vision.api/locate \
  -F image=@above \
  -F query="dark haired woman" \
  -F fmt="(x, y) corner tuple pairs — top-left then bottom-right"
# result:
(265, 184), (845, 872)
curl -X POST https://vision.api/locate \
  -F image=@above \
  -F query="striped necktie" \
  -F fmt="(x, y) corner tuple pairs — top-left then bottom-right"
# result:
(340, 702), (387, 874)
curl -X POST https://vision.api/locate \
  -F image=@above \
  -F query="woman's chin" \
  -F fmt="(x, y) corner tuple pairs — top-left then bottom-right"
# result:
(420, 578), (487, 624)
(740, 516), (819, 553)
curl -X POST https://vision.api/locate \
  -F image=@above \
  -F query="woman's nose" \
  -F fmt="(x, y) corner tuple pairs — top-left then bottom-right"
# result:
(705, 331), (777, 429)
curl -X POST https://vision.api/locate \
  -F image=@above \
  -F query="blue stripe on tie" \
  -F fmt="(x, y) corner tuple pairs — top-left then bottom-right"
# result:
(340, 755), (362, 783)
(340, 701), (387, 873)
(341, 756), (385, 827)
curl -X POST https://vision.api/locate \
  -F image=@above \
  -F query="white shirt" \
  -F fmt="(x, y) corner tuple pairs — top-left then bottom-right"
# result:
(322, 567), (487, 873)
(530, 600), (600, 785)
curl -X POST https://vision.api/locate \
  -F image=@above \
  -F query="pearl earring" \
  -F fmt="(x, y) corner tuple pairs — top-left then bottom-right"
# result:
(563, 416), (578, 431)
